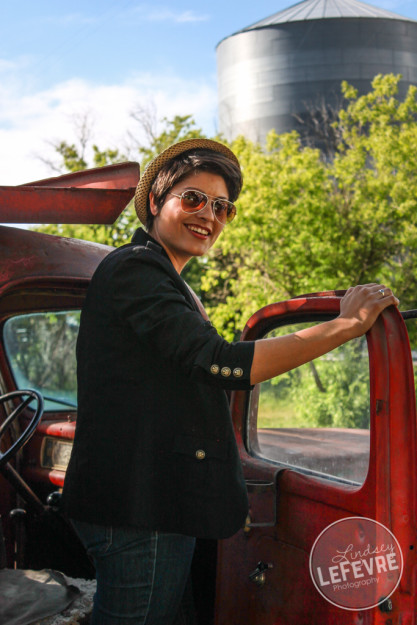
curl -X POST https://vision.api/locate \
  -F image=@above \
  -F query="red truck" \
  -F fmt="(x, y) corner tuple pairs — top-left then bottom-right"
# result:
(0, 164), (416, 624)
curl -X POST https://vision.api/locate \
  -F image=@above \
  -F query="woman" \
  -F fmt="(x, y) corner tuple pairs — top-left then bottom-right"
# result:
(62, 138), (398, 624)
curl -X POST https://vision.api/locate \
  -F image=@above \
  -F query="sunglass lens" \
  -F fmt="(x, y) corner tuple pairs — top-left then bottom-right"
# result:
(181, 191), (206, 212)
(213, 200), (236, 224)
(180, 190), (236, 224)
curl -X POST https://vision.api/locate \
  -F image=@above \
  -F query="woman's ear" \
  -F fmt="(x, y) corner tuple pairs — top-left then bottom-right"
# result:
(149, 192), (159, 217)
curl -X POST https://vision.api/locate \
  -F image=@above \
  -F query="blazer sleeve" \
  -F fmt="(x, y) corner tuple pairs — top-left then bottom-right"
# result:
(107, 245), (255, 390)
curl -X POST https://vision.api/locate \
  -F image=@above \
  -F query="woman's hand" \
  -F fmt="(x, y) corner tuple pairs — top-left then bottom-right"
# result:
(339, 284), (400, 339)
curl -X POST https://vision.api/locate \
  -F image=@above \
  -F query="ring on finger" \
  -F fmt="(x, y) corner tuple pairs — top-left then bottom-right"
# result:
(378, 288), (385, 297)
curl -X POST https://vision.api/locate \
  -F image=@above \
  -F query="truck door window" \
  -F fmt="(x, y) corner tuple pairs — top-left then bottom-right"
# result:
(251, 322), (370, 484)
(3, 311), (80, 411)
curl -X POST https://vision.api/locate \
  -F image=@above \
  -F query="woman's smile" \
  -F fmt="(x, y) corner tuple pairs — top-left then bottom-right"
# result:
(185, 223), (212, 238)
(149, 170), (228, 273)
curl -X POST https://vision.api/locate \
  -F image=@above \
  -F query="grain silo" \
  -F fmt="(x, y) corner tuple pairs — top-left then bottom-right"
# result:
(216, 0), (417, 144)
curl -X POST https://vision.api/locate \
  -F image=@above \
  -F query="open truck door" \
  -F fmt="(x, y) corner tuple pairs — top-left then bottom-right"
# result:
(216, 295), (417, 624)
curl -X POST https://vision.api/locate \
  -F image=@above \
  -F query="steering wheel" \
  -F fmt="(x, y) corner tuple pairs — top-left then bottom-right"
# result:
(0, 390), (44, 470)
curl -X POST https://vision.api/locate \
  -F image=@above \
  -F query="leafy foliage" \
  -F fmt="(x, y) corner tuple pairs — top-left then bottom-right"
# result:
(258, 327), (369, 429)
(203, 74), (417, 339)
(287, 340), (370, 429)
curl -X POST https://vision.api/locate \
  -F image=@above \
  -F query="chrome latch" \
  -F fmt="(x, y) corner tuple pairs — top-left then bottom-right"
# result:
(249, 561), (273, 586)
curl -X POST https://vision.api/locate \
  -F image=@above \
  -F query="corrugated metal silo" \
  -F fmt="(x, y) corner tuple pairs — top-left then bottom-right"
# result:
(216, 0), (417, 144)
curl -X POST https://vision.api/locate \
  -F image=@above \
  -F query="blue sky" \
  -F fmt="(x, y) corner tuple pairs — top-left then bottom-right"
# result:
(1, 0), (417, 184)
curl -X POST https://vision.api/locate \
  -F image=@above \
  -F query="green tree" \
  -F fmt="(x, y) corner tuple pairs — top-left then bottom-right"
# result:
(203, 74), (417, 340)
(202, 131), (333, 338)
(258, 333), (370, 430)
(334, 75), (417, 311)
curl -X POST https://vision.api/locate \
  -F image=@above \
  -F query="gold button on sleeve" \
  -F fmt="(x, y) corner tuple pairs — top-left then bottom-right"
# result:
(195, 449), (206, 460)
(233, 368), (243, 378)
(221, 367), (231, 377)
(210, 364), (220, 375)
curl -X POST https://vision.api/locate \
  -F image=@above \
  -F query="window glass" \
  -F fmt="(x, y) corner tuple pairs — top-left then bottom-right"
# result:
(3, 311), (80, 411)
(253, 323), (370, 484)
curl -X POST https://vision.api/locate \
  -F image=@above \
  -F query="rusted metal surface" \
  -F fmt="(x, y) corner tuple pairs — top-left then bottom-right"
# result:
(0, 225), (111, 293)
(0, 162), (139, 224)
(23, 162), (139, 190)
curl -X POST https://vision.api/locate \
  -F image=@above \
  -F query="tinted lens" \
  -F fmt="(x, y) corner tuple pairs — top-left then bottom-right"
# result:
(179, 190), (236, 225)
(181, 190), (207, 212)
(213, 200), (236, 224)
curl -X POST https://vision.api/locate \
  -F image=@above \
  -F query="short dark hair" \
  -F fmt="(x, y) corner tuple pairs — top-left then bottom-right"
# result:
(146, 148), (242, 231)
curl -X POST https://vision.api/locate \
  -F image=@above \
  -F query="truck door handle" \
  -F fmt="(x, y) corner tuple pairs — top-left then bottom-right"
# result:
(249, 561), (273, 586)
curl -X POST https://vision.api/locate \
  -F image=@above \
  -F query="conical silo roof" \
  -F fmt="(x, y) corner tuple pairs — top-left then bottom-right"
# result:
(237, 0), (415, 31)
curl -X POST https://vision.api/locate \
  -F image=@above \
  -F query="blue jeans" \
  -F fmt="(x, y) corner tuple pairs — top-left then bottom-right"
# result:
(71, 520), (196, 625)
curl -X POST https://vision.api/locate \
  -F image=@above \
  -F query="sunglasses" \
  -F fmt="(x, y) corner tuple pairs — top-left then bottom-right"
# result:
(169, 189), (236, 225)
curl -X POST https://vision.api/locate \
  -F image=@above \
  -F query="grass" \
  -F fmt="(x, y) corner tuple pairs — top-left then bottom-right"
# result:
(257, 393), (310, 429)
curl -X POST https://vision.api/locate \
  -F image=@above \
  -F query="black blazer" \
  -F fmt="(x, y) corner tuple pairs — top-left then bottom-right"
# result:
(62, 228), (255, 539)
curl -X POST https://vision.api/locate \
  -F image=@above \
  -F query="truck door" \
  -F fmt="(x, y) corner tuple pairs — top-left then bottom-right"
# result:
(215, 295), (417, 625)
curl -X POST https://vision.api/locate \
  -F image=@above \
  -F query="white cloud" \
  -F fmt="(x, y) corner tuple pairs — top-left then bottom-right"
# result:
(0, 73), (218, 185)
(0, 59), (18, 72)
(176, 10), (210, 23)
(134, 5), (209, 23)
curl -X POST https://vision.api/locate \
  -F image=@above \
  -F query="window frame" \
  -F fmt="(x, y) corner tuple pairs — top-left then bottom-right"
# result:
(244, 309), (374, 486)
